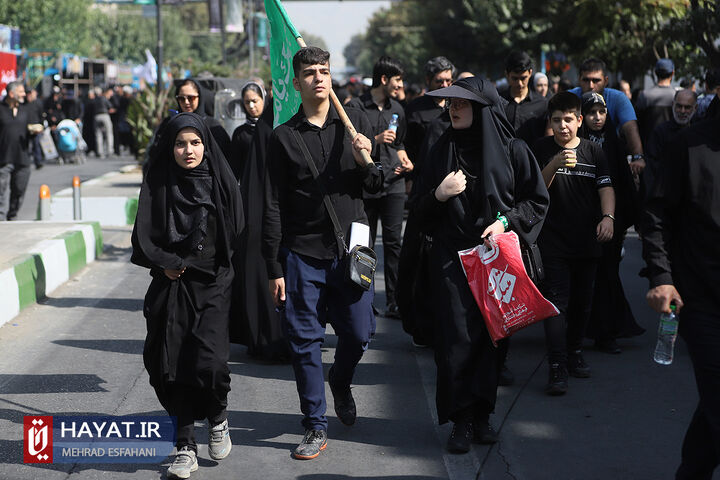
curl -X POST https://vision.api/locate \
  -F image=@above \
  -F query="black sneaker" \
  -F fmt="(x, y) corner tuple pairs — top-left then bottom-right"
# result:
(498, 364), (515, 386)
(595, 338), (622, 354)
(292, 429), (327, 460)
(328, 365), (356, 426)
(384, 303), (400, 319)
(568, 351), (591, 378)
(330, 383), (356, 426)
(447, 420), (473, 453)
(473, 420), (499, 444)
(546, 363), (568, 396)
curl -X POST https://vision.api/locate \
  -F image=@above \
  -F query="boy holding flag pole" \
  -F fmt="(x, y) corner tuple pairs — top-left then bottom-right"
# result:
(263, 0), (381, 460)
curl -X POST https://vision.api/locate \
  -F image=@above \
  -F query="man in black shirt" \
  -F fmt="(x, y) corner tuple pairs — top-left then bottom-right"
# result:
(642, 114), (720, 480)
(25, 88), (45, 169)
(499, 51), (549, 147)
(644, 89), (697, 193)
(263, 47), (381, 461)
(0, 81), (31, 221)
(347, 56), (412, 318)
(532, 93), (615, 396)
(404, 56), (455, 164)
(94, 87), (115, 158)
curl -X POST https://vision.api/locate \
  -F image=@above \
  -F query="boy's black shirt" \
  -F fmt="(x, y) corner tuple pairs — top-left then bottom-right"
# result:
(263, 102), (383, 278)
(346, 91), (407, 196)
(532, 136), (612, 259)
(498, 87), (548, 146)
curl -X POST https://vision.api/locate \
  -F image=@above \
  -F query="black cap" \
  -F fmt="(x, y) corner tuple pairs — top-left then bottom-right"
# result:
(655, 58), (674, 76)
(581, 91), (606, 114)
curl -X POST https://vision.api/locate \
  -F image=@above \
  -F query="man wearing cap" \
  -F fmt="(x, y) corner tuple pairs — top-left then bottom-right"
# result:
(636, 58), (677, 144)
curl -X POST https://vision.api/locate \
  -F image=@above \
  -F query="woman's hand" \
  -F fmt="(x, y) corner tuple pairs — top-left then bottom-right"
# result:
(434, 170), (466, 202)
(164, 267), (186, 280)
(481, 220), (506, 243)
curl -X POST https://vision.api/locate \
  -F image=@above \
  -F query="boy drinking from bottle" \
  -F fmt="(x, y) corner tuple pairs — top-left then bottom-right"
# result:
(530, 92), (616, 395)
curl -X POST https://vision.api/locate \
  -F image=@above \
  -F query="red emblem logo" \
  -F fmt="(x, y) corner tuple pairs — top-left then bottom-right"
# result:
(23, 416), (53, 463)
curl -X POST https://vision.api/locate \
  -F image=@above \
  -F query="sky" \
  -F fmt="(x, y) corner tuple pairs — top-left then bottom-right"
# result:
(282, 1), (391, 72)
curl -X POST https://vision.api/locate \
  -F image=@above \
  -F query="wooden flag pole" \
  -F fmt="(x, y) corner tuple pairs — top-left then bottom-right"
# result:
(295, 37), (374, 166)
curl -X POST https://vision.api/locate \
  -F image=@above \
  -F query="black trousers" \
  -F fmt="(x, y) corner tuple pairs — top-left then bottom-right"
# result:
(430, 243), (502, 425)
(169, 384), (228, 452)
(676, 307), (720, 480)
(541, 256), (598, 364)
(364, 192), (405, 306)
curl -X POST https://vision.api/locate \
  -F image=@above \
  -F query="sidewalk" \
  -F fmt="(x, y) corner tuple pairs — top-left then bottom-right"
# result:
(0, 221), (103, 329)
(0, 165), (140, 327)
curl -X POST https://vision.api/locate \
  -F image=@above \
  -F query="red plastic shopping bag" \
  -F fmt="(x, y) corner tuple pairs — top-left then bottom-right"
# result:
(458, 232), (559, 344)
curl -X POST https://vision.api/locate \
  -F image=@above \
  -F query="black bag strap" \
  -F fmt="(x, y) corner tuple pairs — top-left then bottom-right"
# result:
(291, 129), (347, 256)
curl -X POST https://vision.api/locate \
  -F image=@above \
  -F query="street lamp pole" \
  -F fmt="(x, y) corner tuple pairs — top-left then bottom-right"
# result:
(219, 0), (227, 65)
(248, 0), (254, 75)
(156, 0), (163, 92)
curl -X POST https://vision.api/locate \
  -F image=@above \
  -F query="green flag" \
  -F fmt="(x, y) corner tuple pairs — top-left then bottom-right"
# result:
(264, 0), (302, 128)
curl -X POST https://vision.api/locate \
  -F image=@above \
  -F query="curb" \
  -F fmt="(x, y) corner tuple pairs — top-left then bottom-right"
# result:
(0, 222), (103, 329)
(50, 196), (139, 226)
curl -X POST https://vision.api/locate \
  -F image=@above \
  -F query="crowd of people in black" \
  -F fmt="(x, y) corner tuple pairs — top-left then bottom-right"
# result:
(0, 82), (136, 221)
(129, 46), (720, 480)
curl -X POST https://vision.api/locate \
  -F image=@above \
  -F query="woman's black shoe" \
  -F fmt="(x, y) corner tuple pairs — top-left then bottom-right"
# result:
(473, 421), (499, 444)
(447, 420), (473, 453)
(546, 363), (569, 396)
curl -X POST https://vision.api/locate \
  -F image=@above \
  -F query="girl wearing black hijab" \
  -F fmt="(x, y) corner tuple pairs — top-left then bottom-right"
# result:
(229, 81), (267, 180)
(412, 77), (549, 453)
(145, 80), (232, 171)
(579, 92), (644, 353)
(131, 112), (244, 478)
(228, 82), (290, 361)
(175, 79), (232, 158)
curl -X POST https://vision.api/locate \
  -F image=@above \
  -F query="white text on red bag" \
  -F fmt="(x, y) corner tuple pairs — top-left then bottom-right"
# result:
(458, 232), (559, 344)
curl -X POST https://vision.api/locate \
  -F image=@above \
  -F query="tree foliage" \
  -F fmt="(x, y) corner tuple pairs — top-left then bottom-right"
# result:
(89, 6), (192, 64)
(539, 0), (690, 79)
(300, 31), (328, 51)
(0, 0), (95, 54)
(348, 0), (716, 82)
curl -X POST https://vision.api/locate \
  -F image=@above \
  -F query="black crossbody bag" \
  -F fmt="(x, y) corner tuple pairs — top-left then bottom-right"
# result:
(291, 129), (377, 291)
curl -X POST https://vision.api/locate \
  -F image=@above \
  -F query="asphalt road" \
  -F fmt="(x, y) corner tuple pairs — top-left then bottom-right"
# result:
(0, 226), (716, 480)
